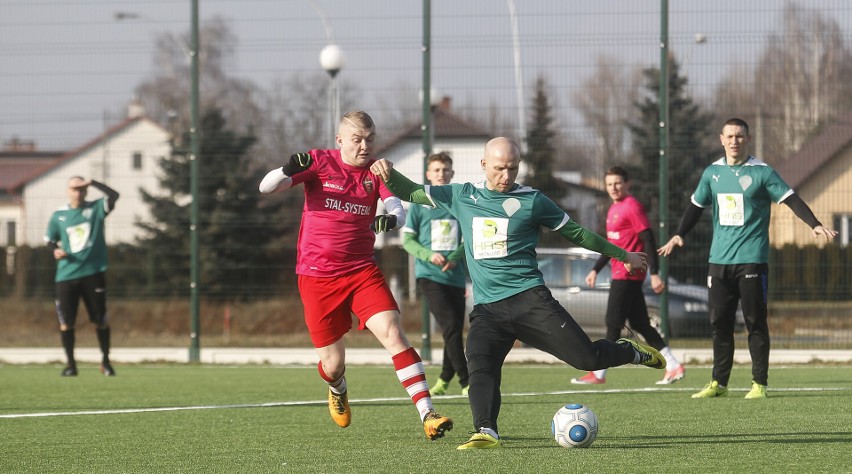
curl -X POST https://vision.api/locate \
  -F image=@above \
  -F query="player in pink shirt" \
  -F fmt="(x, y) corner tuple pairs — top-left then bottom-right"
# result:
(259, 111), (452, 440)
(573, 166), (685, 385)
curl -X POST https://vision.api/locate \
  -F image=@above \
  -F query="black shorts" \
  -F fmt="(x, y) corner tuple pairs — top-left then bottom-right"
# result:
(55, 272), (108, 327)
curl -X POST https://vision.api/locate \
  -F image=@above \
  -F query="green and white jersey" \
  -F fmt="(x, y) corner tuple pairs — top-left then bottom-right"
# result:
(691, 156), (793, 264)
(426, 181), (570, 305)
(44, 198), (111, 282)
(403, 204), (466, 288)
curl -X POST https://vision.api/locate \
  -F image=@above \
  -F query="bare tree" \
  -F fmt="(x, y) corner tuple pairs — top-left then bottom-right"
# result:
(714, 3), (852, 162)
(135, 17), (264, 149)
(760, 3), (852, 155)
(572, 55), (643, 176)
(262, 72), (330, 157)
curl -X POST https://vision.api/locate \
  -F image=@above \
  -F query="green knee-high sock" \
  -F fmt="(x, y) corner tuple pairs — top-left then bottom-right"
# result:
(96, 327), (111, 361)
(61, 329), (76, 367)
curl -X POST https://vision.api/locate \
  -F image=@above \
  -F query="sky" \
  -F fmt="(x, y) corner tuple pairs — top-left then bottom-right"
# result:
(1, 0), (851, 151)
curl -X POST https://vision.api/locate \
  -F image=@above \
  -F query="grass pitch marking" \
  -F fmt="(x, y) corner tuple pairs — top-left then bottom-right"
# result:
(1, 386), (847, 420)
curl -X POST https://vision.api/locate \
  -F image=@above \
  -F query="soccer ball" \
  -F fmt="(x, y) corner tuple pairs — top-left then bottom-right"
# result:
(551, 403), (598, 448)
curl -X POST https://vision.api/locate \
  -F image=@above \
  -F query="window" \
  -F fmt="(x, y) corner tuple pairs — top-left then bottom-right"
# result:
(132, 152), (143, 170)
(833, 214), (850, 248)
(5, 220), (15, 246)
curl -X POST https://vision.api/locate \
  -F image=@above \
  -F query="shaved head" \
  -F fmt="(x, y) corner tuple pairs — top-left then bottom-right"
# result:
(481, 137), (521, 193)
(68, 176), (88, 189)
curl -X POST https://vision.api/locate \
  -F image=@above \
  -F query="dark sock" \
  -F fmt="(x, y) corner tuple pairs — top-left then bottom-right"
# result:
(61, 330), (76, 367)
(96, 327), (111, 361)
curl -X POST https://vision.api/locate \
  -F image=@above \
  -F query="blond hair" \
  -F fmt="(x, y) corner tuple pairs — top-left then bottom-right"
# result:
(339, 111), (375, 133)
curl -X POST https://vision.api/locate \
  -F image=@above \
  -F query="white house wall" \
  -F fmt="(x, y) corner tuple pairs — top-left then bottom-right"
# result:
(0, 201), (22, 246)
(22, 120), (171, 246)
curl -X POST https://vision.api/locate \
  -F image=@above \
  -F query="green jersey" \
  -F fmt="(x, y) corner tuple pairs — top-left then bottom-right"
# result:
(402, 204), (466, 288)
(426, 181), (570, 305)
(45, 198), (111, 282)
(692, 156), (792, 264)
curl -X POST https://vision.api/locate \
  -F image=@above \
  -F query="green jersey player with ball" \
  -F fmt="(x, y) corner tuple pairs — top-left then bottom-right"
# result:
(371, 137), (666, 450)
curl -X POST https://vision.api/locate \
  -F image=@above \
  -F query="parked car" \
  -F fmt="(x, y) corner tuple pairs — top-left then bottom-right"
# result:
(463, 247), (744, 339)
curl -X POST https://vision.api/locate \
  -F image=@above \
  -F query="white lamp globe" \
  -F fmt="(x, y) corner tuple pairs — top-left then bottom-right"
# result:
(320, 44), (345, 77)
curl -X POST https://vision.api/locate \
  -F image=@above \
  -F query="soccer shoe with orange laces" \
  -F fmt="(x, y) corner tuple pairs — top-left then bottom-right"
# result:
(328, 388), (351, 428)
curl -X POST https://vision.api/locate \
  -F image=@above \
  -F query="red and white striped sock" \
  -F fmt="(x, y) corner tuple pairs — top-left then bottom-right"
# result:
(392, 346), (434, 420)
(318, 361), (347, 395)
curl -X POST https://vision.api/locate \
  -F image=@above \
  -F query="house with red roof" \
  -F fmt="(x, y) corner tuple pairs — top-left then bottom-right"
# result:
(5, 105), (171, 247)
(0, 140), (64, 246)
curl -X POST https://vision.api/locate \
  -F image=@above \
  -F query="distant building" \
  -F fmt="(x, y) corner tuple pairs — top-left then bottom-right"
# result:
(0, 141), (65, 246)
(8, 105), (171, 246)
(770, 114), (852, 248)
(376, 97), (493, 188)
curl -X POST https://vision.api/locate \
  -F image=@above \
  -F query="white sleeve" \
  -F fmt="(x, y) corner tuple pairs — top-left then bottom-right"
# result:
(259, 168), (292, 194)
(383, 196), (406, 230)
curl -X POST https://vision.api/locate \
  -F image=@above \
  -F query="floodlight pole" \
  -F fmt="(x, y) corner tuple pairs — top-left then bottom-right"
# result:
(506, 0), (526, 152)
(419, 0), (432, 362)
(189, 0), (201, 362)
(657, 0), (671, 341)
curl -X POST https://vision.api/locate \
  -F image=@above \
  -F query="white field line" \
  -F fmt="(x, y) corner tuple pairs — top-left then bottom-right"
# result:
(1, 386), (847, 420)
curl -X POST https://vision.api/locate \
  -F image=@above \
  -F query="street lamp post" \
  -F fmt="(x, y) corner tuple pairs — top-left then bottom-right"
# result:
(320, 44), (345, 147)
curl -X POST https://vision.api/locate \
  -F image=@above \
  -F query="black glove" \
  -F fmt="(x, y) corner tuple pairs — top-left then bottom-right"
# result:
(282, 153), (312, 177)
(370, 215), (397, 234)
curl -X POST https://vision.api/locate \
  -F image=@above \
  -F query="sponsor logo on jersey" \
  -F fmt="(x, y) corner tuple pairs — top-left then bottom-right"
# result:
(324, 198), (372, 216)
(470, 194), (479, 204)
(482, 219), (498, 238)
(323, 181), (345, 191)
(712, 174), (720, 182)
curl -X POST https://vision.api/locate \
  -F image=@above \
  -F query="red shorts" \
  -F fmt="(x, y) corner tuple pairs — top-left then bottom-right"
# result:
(298, 264), (399, 348)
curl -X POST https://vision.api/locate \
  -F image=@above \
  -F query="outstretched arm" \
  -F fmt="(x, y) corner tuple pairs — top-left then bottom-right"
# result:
(658, 203), (704, 256)
(558, 220), (647, 273)
(782, 194), (838, 242)
(370, 159), (432, 206)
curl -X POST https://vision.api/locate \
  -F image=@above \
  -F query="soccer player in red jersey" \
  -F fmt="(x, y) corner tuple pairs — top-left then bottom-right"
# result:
(259, 111), (452, 440)
(574, 166), (685, 385)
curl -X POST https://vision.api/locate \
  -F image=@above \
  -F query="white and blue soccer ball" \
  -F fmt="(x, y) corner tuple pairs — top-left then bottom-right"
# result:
(551, 403), (598, 448)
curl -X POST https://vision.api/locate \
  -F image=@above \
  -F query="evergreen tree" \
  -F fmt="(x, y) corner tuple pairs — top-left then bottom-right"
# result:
(524, 76), (565, 202)
(137, 108), (290, 297)
(524, 76), (568, 246)
(626, 58), (717, 284)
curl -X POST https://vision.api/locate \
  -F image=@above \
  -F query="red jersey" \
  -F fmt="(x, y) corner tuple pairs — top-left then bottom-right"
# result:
(290, 149), (393, 277)
(606, 195), (650, 281)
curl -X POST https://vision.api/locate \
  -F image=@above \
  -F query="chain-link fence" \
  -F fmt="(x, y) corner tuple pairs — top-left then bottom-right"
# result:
(1, 1), (849, 348)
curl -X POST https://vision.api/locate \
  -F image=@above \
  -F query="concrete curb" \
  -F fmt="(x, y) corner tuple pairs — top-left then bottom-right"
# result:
(1, 347), (851, 365)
